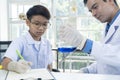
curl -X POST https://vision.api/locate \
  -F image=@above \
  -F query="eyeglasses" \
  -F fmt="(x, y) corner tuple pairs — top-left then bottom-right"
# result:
(31, 22), (51, 29)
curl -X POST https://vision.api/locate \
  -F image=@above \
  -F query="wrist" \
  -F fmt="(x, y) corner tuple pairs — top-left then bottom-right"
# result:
(82, 39), (93, 53)
(7, 61), (17, 71)
(77, 37), (87, 50)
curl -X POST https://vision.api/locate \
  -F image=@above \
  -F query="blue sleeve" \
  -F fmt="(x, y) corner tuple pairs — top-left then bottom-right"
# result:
(81, 39), (93, 54)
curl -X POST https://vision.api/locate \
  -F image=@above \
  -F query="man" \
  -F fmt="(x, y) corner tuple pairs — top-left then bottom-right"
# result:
(1, 5), (53, 73)
(59, 0), (120, 74)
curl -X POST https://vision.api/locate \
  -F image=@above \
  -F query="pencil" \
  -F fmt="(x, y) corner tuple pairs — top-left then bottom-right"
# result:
(16, 50), (24, 60)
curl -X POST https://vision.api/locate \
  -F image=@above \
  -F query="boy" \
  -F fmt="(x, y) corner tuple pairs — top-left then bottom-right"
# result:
(1, 5), (53, 73)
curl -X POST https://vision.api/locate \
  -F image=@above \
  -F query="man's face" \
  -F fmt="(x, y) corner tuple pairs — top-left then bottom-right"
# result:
(86, 0), (115, 23)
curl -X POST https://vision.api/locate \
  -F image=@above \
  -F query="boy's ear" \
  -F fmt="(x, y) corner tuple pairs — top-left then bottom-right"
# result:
(26, 19), (30, 26)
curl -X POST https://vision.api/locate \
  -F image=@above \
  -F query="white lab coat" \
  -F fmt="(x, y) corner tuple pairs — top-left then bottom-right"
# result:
(87, 12), (120, 74)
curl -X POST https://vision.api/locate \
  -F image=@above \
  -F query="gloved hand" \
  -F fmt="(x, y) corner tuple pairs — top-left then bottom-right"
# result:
(79, 67), (89, 73)
(59, 24), (87, 50)
(7, 60), (32, 73)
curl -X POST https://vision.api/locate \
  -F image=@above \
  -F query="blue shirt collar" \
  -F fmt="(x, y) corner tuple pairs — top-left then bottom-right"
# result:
(25, 31), (47, 46)
(105, 10), (120, 33)
(107, 10), (120, 27)
(25, 31), (41, 44)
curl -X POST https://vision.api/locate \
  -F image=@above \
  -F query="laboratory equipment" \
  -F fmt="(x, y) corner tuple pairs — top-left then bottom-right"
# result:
(58, 43), (76, 72)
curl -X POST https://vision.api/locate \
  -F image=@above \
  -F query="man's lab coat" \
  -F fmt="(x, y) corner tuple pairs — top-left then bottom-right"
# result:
(87, 12), (120, 74)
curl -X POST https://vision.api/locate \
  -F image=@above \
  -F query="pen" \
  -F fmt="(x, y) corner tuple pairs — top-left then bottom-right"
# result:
(16, 50), (24, 60)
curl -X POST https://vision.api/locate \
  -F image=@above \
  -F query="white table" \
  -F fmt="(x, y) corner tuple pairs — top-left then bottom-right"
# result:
(52, 72), (120, 80)
(1, 69), (120, 80)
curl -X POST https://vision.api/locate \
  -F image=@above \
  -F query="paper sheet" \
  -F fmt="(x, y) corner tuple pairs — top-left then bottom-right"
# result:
(0, 70), (8, 80)
(6, 68), (55, 80)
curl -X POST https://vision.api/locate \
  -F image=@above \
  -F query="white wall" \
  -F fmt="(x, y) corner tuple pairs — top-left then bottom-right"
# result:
(0, 0), (8, 41)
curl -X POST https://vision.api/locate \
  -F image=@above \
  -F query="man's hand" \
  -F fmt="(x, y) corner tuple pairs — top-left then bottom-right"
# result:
(7, 60), (32, 73)
(59, 24), (87, 50)
(79, 67), (89, 73)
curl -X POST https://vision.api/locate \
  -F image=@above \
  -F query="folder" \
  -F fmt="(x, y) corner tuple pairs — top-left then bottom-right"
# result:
(6, 68), (55, 80)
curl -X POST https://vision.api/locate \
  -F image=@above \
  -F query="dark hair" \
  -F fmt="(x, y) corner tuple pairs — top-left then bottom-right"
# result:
(26, 5), (51, 21)
(83, 0), (87, 5)
(83, 0), (118, 6)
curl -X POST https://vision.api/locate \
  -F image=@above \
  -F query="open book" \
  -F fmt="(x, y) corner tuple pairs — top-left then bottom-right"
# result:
(6, 68), (55, 80)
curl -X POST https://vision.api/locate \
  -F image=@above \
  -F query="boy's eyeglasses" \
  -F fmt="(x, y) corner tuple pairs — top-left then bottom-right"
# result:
(31, 22), (51, 29)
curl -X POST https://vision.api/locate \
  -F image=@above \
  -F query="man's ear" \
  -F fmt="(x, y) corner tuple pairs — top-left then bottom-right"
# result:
(108, 0), (117, 6)
(106, 0), (114, 2)
(104, 0), (112, 2)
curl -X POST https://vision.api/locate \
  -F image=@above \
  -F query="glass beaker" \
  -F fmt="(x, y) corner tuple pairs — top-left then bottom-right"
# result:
(57, 41), (76, 53)
(57, 41), (76, 72)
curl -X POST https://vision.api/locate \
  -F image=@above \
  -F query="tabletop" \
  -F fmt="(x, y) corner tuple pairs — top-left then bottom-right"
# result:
(52, 72), (120, 80)
(1, 69), (120, 80)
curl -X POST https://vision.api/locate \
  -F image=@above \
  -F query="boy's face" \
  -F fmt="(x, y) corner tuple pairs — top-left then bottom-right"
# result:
(26, 15), (49, 41)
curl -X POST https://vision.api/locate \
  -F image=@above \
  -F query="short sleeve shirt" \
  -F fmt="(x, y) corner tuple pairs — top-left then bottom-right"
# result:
(3, 31), (53, 69)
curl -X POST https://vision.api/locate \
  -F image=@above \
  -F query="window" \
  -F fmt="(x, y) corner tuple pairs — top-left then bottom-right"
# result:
(8, 0), (104, 44)
(9, 0), (119, 71)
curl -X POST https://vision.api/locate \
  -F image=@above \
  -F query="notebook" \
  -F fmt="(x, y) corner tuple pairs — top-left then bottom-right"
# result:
(6, 68), (55, 80)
